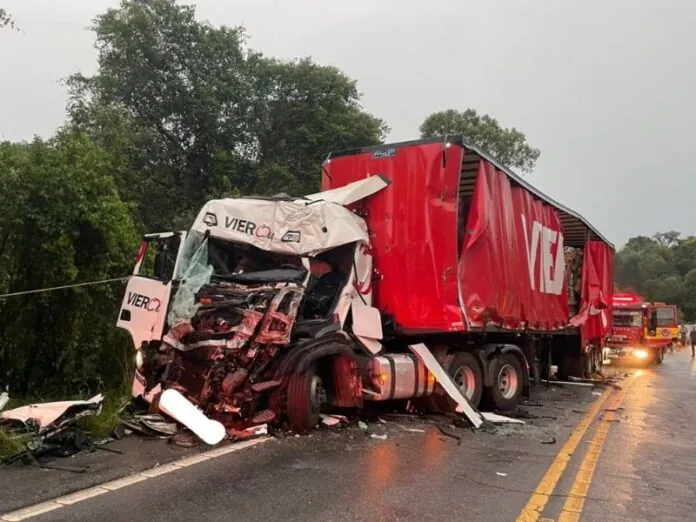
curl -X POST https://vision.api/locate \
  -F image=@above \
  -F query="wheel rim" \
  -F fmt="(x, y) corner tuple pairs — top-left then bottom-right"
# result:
(309, 374), (327, 412)
(453, 365), (476, 400)
(497, 364), (519, 400)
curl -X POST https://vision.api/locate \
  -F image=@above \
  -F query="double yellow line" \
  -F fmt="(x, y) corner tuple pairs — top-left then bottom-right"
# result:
(516, 375), (637, 522)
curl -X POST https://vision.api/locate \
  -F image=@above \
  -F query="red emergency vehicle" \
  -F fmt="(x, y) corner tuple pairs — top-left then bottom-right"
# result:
(605, 292), (678, 364)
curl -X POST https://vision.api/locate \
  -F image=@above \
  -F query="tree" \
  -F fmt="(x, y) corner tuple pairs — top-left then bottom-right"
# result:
(616, 231), (696, 321)
(248, 56), (388, 195)
(67, 0), (387, 230)
(0, 7), (18, 30)
(419, 108), (540, 173)
(0, 132), (138, 395)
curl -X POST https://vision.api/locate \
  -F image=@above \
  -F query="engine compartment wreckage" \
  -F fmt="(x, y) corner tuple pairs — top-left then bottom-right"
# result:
(117, 176), (485, 444)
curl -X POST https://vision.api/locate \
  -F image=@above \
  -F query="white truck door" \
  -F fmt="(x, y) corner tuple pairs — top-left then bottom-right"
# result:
(117, 231), (186, 349)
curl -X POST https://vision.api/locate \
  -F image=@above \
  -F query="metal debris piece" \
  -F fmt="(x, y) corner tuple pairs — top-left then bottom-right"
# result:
(400, 427), (425, 433)
(408, 343), (483, 428)
(320, 414), (346, 427)
(138, 414), (178, 436)
(0, 394), (105, 464)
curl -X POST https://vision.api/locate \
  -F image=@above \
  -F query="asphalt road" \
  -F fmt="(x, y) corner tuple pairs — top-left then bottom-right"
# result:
(2, 350), (695, 521)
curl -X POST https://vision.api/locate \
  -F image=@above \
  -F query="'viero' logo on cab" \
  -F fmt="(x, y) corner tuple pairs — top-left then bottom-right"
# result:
(520, 214), (564, 296)
(127, 292), (161, 312)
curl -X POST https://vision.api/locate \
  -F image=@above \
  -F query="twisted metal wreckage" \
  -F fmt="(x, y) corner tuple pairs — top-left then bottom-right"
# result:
(116, 177), (490, 446)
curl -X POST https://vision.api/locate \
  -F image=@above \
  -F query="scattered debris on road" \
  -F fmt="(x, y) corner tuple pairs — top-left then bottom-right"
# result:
(0, 394), (104, 465)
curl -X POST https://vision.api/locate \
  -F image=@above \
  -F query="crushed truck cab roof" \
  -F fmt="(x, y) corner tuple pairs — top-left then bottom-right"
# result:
(190, 176), (390, 256)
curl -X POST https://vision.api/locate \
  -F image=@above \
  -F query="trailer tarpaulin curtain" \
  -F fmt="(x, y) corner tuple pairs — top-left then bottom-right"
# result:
(570, 241), (614, 342)
(459, 161), (568, 329)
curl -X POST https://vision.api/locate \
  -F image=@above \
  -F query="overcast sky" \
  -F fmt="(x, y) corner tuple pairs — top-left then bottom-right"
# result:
(1, 0), (694, 247)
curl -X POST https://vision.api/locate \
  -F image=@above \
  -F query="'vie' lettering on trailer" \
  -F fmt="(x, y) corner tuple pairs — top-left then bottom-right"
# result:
(520, 215), (565, 295)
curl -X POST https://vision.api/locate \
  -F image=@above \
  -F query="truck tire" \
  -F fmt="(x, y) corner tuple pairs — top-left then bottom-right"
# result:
(425, 352), (483, 411)
(286, 363), (327, 432)
(484, 353), (524, 411)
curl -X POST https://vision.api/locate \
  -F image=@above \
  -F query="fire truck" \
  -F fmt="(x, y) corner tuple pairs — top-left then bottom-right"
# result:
(604, 292), (679, 364)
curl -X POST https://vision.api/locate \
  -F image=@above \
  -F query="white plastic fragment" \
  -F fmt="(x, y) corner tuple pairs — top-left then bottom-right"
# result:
(0, 392), (8, 412)
(159, 388), (226, 446)
(370, 434), (388, 440)
(481, 412), (526, 425)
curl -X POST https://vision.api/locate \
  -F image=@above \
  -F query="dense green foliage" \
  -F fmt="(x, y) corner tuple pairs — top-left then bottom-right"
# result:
(419, 108), (541, 173)
(616, 231), (696, 321)
(0, 0), (537, 398)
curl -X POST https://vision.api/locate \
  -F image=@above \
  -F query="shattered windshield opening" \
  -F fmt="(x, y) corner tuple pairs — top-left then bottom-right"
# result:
(168, 231), (308, 325)
(612, 309), (642, 327)
(174, 231), (307, 281)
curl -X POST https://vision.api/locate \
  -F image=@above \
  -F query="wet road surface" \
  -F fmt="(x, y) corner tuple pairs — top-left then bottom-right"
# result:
(2, 350), (695, 521)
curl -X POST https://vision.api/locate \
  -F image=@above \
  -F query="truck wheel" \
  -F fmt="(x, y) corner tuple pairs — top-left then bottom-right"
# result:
(286, 363), (327, 432)
(425, 352), (483, 411)
(449, 352), (484, 409)
(485, 353), (524, 411)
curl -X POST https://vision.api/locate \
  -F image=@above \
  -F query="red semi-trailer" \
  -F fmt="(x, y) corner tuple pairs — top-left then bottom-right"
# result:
(323, 136), (615, 384)
(118, 135), (616, 435)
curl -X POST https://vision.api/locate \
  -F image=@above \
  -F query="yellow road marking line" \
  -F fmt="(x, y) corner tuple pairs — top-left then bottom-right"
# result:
(516, 386), (613, 522)
(557, 374), (638, 522)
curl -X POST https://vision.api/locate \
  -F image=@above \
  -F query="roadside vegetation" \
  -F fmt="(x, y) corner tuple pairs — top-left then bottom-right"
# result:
(616, 232), (696, 321)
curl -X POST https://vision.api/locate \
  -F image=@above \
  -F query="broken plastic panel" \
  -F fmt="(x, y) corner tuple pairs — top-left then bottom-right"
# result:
(168, 231), (214, 325)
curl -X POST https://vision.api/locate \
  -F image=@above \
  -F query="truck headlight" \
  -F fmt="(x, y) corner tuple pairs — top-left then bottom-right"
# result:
(634, 349), (649, 359)
(135, 350), (144, 370)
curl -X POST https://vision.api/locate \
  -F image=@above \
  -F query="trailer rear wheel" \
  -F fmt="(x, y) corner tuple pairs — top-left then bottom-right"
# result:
(450, 353), (484, 408)
(425, 352), (483, 411)
(484, 353), (524, 411)
(286, 363), (327, 432)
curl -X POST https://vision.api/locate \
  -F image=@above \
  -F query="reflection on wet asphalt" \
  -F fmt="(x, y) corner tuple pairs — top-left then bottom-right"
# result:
(580, 350), (696, 522)
(15, 350), (696, 522)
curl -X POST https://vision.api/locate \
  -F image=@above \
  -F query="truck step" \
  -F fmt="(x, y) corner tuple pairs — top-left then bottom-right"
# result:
(251, 380), (281, 393)
(251, 409), (276, 424)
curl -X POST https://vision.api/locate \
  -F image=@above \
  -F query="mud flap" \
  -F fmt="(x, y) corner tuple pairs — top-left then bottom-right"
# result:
(408, 343), (484, 429)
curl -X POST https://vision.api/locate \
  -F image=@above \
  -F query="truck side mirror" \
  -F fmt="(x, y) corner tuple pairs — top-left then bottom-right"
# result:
(649, 312), (658, 330)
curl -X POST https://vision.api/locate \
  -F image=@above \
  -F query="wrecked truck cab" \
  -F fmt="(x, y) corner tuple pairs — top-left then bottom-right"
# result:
(117, 176), (390, 435)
